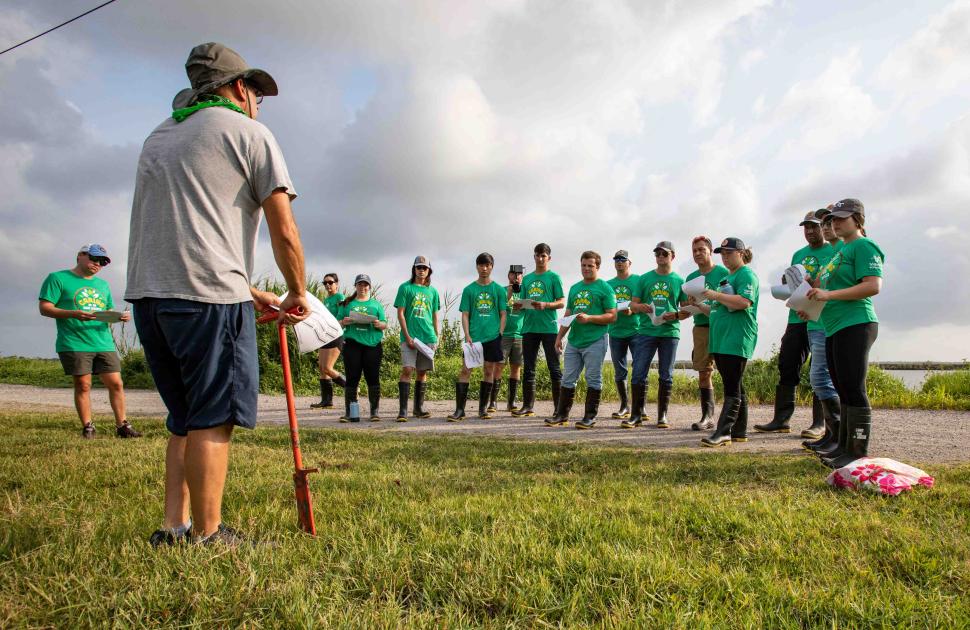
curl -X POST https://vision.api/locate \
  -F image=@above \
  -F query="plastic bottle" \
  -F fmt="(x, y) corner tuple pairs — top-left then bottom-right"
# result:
(349, 401), (360, 422)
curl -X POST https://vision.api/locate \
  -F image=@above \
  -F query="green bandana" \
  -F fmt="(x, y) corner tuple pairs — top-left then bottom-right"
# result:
(172, 94), (247, 123)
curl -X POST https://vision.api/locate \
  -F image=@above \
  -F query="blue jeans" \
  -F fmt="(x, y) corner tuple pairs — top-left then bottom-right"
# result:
(609, 335), (636, 382)
(631, 335), (679, 387)
(562, 335), (608, 390)
(808, 328), (838, 400)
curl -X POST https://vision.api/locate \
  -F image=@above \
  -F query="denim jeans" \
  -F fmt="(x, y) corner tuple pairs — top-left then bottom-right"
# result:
(807, 328), (837, 400)
(631, 335), (679, 387)
(562, 335), (608, 390)
(609, 335), (635, 382)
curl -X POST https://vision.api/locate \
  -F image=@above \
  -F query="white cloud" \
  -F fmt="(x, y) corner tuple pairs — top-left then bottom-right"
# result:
(740, 47), (765, 72)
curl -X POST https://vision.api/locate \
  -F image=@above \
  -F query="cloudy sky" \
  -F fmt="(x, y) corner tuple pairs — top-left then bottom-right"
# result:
(3, 0), (969, 361)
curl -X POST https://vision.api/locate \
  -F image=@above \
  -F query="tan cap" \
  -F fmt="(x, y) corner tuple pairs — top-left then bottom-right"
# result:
(799, 210), (821, 226)
(179, 43), (278, 106)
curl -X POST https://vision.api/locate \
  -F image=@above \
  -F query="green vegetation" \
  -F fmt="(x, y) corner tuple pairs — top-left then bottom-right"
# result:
(0, 411), (966, 627)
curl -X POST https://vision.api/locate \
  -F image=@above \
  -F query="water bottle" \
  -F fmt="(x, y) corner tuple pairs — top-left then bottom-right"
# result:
(718, 278), (734, 295)
(349, 401), (360, 422)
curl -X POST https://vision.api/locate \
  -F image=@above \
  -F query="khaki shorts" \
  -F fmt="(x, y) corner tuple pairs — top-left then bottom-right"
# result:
(691, 326), (714, 372)
(501, 335), (523, 365)
(401, 341), (436, 371)
(58, 351), (121, 376)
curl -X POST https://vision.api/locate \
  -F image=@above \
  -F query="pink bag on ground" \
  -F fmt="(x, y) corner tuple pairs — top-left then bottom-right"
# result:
(826, 457), (935, 496)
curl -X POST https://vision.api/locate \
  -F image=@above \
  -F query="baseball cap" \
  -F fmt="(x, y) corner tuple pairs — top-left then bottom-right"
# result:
(713, 237), (746, 253)
(814, 207), (832, 221)
(79, 243), (110, 264)
(412, 255), (432, 269)
(509, 264), (524, 274)
(653, 241), (674, 254)
(177, 43), (278, 108)
(829, 198), (865, 219)
(799, 210), (821, 226)
(613, 249), (630, 261)
(353, 274), (372, 286)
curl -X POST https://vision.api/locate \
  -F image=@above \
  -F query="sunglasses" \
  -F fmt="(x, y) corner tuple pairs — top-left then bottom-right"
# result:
(323, 280), (335, 286)
(245, 81), (264, 105)
(415, 266), (429, 271)
(654, 251), (671, 257)
(88, 256), (109, 265)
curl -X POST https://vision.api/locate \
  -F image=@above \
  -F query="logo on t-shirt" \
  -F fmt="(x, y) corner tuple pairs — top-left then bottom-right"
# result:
(613, 284), (634, 301)
(571, 289), (593, 313)
(868, 254), (883, 272)
(410, 292), (431, 317)
(526, 280), (546, 300)
(801, 255), (820, 276)
(819, 253), (843, 288)
(475, 291), (495, 317)
(73, 286), (107, 312)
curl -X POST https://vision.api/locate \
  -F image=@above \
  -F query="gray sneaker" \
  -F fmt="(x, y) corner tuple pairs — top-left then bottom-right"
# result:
(194, 523), (245, 547)
(82, 423), (96, 439)
(116, 421), (142, 438)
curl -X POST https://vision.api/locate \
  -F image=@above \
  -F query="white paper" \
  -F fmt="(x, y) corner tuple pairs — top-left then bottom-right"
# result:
(413, 338), (436, 360)
(462, 342), (484, 368)
(616, 300), (631, 312)
(785, 280), (825, 322)
(92, 310), (124, 323)
(649, 311), (667, 326)
(770, 284), (793, 301)
(347, 310), (378, 324)
(280, 292), (344, 354)
(557, 314), (578, 327)
(681, 305), (705, 315)
(683, 275), (707, 299)
(513, 299), (536, 310)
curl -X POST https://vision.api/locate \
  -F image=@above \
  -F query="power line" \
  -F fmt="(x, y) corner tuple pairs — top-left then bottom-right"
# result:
(0, 0), (121, 57)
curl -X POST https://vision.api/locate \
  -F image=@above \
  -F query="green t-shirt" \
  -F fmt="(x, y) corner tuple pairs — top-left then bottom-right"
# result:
(787, 243), (835, 325)
(393, 283), (441, 344)
(504, 285), (524, 339)
(519, 270), (564, 334)
(324, 293), (343, 318)
(338, 298), (386, 347)
(39, 270), (117, 353)
(818, 237), (884, 337)
(607, 274), (640, 339)
(708, 265), (759, 359)
(636, 270), (686, 339)
(565, 278), (617, 349)
(684, 265), (729, 327)
(459, 280), (508, 343)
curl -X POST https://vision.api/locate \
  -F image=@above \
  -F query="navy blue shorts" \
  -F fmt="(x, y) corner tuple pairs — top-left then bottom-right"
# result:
(131, 298), (258, 437)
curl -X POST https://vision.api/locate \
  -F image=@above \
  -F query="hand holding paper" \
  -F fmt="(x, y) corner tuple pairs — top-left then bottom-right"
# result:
(785, 280), (825, 322)
(683, 275), (707, 299)
(557, 314), (578, 327)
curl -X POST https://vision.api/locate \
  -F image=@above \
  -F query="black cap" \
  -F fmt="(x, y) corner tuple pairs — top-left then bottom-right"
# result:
(353, 274), (372, 286)
(814, 207), (831, 221)
(509, 264), (524, 274)
(829, 198), (865, 218)
(713, 237), (746, 253)
(653, 241), (674, 253)
(799, 210), (821, 226)
(613, 249), (630, 261)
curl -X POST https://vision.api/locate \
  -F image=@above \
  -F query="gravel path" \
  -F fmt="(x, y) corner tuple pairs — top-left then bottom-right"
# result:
(2, 383), (967, 465)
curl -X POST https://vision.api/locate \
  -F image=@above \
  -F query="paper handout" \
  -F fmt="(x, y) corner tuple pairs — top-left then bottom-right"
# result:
(681, 304), (705, 316)
(557, 314), (578, 327)
(462, 342), (484, 368)
(347, 310), (378, 324)
(785, 281), (825, 322)
(616, 300), (631, 312)
(92, 310), (125, 323)
(413, 338), (436, 360)
(280, 291), (344, 354)
(683, 275), (707, 299)
(513, 299), (536, 310)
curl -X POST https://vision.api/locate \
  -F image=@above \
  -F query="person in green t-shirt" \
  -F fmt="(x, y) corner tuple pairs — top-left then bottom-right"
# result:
(393, 256), (441, 421)
(512, 243), (565, 418)
(310, 272), (348, 410)
(491, 264), (526, 413)
(606, 249), (639, 422)
(755, 211), (838, 440)
(546, 251), (617, 429)
(680, 236), (730, 432)
(625, 241), (687, 429)
(701, 237), (759, 447)
(38, 243), (141, 439)
(808, 199), (884, 469)
(819, 207), (844, 251)
(449, 253), (508, 421)
(338, 274), (388, 422)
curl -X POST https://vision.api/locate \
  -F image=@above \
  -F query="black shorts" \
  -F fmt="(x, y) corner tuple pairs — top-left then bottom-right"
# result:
(482, 336), (504, 363)
(321, 335), (345, 350)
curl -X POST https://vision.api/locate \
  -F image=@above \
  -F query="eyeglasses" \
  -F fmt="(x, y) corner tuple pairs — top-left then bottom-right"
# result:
(245, 82), (264, 105)
(323, 280), (335, 286)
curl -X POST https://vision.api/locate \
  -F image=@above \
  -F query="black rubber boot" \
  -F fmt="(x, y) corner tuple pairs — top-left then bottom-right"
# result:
(575, 388), (601, 429)
(448, 382), (469, 421)
(512, 379), (536, 417)
(823, 406), (871, 469)
(545, 386), (575, 426)
(488, 378), (500, 413)
(397, 381), (410, 422)
(368, 388), (381, 421)
(611, 380), (630, 419)
(621, 383), (646, 428)
(413, 380), (431, 419)
(691, 388), (715, 431)
(656, 382), (672, 428)
(702, 396), (741, 447)
(479, 381), (494, 419)
(333, 374), (347, 388)
(816, 401), (847, 460)
(754, 385), (796, 433)
(311, 379), (334, 409)
(507, 378), (519, 412)
(801, 393), (825, 439)
(731, 396), (748, 442)
(804, 396), (840, 452)
(551, 379), (562, 419)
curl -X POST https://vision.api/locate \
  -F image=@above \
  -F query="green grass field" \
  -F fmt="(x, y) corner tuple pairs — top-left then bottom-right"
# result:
(1, 412), (967, 627)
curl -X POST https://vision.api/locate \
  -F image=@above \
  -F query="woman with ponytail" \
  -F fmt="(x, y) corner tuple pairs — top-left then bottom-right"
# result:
(310, 273), (347, 409)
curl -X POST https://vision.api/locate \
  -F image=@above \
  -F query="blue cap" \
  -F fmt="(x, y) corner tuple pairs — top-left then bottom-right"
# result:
(79, 243), (110, 264)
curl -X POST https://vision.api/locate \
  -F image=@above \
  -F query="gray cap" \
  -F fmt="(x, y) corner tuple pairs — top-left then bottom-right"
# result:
(353, 274), (372, 286)
(653, 241), (675, 253)
(613, 249), (630, 261)
(799, 210), (821, 226)
(412, 255), (431, 269)
(180, 43), (278, 106)
(829, 198), (865, 219)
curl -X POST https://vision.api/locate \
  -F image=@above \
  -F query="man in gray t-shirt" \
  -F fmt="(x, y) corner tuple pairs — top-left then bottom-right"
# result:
(127, 43), (310, 547)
